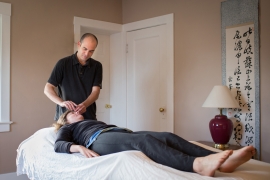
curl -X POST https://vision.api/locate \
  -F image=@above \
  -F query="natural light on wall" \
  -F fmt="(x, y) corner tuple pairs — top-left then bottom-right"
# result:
(0, 2), (11, 132)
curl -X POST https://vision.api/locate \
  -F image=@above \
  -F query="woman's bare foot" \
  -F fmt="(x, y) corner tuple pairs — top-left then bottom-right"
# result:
(193, 150), (233, 177)
(219, 146), (256, 173)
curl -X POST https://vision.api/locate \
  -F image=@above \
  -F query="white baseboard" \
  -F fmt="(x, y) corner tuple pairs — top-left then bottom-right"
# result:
(0, 172), (29, 180)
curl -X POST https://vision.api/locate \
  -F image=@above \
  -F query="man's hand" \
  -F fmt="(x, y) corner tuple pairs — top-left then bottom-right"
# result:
(74, 103), (87, 115)
(60, 101), (77, 111)
(70, 145), (100, 158)
(77, 86), (100, 115)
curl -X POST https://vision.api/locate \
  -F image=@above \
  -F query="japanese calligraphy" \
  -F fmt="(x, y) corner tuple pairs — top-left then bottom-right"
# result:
(226, 24), (255, 147)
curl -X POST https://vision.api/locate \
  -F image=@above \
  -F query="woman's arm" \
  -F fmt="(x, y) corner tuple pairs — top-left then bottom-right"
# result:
(54, 126), (74, 153)
(70, 144), (100, 158)
(55, 125), (100, 157)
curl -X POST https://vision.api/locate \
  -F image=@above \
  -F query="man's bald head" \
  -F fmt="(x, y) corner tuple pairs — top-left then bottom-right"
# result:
(80, 33), (98, 47)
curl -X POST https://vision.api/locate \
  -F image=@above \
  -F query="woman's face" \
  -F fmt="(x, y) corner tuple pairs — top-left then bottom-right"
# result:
(66, 111), (84, 124)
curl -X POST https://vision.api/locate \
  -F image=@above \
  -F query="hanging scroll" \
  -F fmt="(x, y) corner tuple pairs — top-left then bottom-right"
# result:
(226, 23), (255, 147)
(221, 0), (260, 159)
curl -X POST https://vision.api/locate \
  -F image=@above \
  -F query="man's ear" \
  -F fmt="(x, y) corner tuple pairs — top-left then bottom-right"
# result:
(77, 41), (81, 47)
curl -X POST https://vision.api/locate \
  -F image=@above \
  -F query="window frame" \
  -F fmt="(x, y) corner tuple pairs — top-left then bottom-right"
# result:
(0, 2), (11, 132)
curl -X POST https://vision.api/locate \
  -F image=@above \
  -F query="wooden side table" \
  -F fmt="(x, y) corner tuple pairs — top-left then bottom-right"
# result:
(197, 141), (256, 159)
(197, 141), (242, 150)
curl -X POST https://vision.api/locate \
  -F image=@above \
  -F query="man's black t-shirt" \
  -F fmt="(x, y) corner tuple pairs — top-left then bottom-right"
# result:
(48, 52), (102, 120)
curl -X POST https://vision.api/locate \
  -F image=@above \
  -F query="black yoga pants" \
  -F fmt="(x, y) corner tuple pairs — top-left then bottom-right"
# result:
(90, 131), (215, 172)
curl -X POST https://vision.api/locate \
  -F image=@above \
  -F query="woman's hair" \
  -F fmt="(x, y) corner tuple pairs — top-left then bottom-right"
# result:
(52, 110), (72, 132)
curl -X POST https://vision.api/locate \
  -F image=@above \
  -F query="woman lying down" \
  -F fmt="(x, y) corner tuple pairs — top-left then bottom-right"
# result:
(54, 110), (255, 177)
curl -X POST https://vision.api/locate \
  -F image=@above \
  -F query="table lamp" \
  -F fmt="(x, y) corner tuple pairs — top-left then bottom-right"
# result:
(202, 85), (240, 149)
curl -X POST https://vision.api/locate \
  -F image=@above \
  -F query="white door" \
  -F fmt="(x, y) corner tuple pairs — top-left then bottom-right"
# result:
(127, 25), (171, 132)
(80, 32), (111, 124)
(75, 14), (174, 130)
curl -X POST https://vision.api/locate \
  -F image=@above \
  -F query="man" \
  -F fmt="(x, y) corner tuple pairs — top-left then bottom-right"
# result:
(44, 33), (102, 120)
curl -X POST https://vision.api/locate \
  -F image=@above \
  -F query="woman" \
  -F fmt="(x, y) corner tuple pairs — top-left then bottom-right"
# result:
(54, 110), (255, 177)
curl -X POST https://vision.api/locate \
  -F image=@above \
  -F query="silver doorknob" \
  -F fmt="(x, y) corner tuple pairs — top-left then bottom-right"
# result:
(159, 108), (165, 112)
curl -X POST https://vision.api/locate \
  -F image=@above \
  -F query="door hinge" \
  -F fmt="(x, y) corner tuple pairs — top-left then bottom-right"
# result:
(126, 44), (128, 53)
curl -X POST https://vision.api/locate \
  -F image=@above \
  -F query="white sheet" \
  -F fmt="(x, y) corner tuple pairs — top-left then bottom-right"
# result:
(16, 127), (270, 180)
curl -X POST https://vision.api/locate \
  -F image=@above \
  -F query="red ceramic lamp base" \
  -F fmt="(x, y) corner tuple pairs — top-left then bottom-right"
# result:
(209, 115), (233, 149)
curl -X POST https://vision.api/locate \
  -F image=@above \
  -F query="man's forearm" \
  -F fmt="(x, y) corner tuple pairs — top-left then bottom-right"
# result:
(74, 87), (100, 114)
(82, 90), (100, 107)
(44, 83), (64, 105)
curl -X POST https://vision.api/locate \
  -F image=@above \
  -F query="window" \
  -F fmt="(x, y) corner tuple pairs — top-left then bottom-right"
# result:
(0, 2), (11, 132)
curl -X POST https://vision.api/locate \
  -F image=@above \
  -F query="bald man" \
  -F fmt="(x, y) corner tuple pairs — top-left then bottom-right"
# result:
(44, 33), (102, 120)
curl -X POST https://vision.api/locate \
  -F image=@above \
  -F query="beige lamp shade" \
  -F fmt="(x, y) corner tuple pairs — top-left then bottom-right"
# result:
(202, 85), (240, 108)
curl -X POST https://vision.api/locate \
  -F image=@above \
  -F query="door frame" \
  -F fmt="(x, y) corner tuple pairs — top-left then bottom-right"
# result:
(74, 14), (174, 132)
